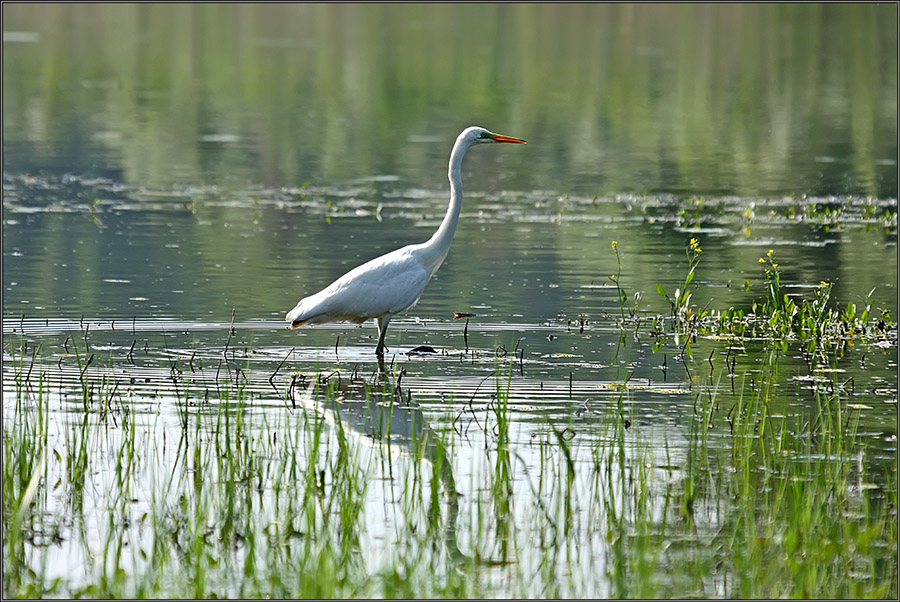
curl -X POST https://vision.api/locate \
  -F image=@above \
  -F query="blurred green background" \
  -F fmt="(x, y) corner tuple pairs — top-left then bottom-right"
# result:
(3, 2), (897, 197)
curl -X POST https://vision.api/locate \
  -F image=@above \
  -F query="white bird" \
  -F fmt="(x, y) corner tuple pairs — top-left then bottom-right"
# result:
(285, 126), (526, 358)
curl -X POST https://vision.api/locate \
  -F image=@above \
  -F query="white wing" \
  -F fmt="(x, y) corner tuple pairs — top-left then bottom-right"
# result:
(286, 246), (431, 326)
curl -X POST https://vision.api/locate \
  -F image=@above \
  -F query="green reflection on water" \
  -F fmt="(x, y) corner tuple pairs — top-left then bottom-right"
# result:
(2, 3), (897, 197)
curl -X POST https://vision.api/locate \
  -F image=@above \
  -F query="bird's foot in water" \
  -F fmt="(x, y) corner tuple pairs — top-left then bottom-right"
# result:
(375, 350), (387, 373)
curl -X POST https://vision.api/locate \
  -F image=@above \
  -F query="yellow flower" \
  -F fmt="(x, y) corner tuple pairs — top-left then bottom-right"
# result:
(767, 249), (774, 257)
(611, 240), (618, 250)
(759, 258), (766, 263)
(772, 263), (778, 268)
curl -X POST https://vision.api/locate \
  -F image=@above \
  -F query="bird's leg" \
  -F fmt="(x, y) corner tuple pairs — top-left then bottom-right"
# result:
(375, 314), (392, 358)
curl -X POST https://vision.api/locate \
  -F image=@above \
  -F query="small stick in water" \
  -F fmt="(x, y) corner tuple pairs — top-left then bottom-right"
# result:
(514, 337), (525, 375)
(81, 353), (94, 379)
(269, 348), (293, 396)
(463, 319), (469, 354)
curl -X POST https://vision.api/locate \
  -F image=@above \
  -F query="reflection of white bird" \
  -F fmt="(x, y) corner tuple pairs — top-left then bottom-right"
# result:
(285, 126), (526, 358)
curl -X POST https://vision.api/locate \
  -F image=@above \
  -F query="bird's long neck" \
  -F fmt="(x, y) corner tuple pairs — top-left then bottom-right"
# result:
(421, 137), (469, 275)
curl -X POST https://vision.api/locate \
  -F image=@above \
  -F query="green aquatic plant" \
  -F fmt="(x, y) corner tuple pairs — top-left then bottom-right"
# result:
(641, 244), (896, 361)
(656, 237), (704, 329)
(710, 352), (895, 598)
(738, 251), (894, 357)
(609, 240), (627, 320)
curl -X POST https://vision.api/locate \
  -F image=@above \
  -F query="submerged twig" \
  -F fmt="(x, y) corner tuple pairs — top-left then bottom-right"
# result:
(80, 354), (94, 380)
(25, 343), (40, 388)
(287, 374), (297, 409)
(515, 337), (525, 376)
(453, 371), (493, 437)
(269, 348), (294, 396)
(223, 308), (236, 360)
(680, 334), (692, 384)
(464, 319), (469, 354)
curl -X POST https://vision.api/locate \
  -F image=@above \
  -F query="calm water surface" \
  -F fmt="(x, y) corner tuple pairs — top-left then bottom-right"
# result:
(2, 3), (898, 596)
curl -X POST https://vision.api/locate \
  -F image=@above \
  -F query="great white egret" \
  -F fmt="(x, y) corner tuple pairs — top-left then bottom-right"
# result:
(285, 126), (526, 357)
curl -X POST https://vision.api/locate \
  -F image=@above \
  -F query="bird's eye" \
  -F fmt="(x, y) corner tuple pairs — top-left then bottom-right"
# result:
(480, 131), (491, 139)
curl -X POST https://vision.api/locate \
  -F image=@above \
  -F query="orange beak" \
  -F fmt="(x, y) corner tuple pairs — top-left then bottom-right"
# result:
(490, 133), (526, 144)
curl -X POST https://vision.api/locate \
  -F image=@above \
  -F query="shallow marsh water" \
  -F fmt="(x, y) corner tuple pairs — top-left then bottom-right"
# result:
(3, 3), (898, 598)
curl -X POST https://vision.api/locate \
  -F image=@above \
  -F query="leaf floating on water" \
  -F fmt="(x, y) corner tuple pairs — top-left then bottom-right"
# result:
(453, 312), (476, 320)
(599, 382), (627, 390)
(598, 383), (687, 394)
(407, 345), (437, 355)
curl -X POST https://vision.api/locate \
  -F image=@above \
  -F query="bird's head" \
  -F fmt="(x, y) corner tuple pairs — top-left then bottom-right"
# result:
(459, 126), (526, 146)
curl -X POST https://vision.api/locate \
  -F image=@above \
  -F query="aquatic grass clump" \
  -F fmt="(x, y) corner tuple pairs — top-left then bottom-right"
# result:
(748, 250), (893, 355)
(2, 316), (896, 598)
(78, 387), (376, 598)
(2, 357), (55, 597)
(613, 239), (897, 367)
(591, 356), (898, 598)
(705, 359), (898, 599)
